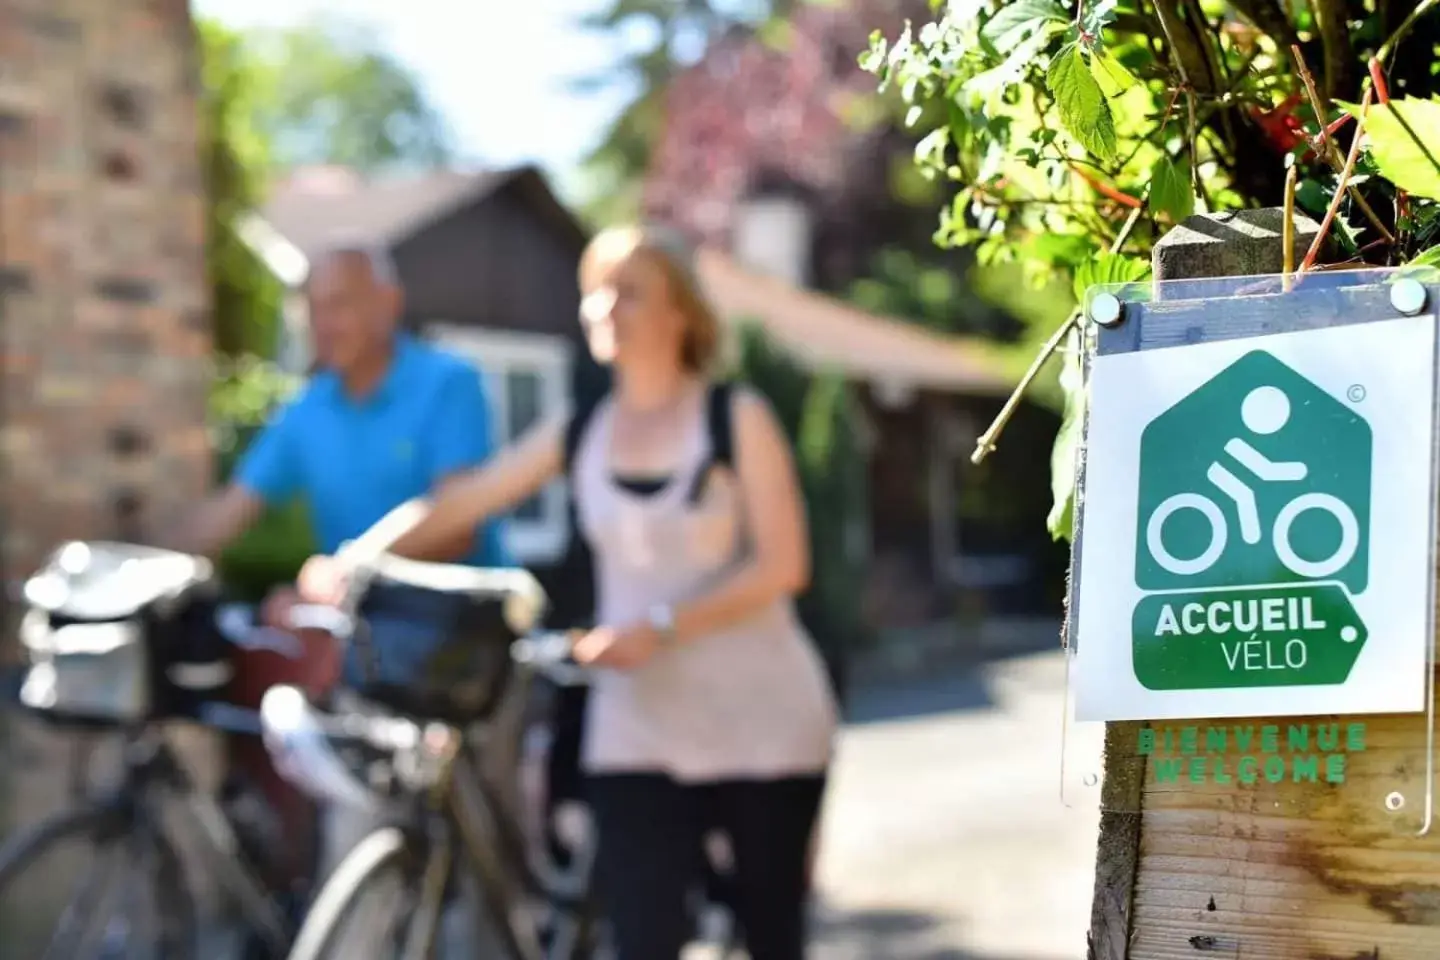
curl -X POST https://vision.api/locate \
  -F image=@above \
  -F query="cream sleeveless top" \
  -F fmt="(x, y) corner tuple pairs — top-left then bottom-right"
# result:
(572, 391), (840, 782)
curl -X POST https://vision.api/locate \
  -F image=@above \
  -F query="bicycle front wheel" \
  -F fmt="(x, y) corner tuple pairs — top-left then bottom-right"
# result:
(0, 802), (196, 959)
(285, 827), (423, 960)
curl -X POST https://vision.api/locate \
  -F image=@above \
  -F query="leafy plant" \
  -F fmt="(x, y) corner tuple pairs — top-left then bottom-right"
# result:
(209, 356), (314, 600)
(242, 15), (455, 175)
(569, 0), (802, 224)
(199, 19), (284, 358)
(865, 0), (1440, 542)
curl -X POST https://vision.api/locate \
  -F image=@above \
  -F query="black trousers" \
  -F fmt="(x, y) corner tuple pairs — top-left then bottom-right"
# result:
(588, 772), (826, 960)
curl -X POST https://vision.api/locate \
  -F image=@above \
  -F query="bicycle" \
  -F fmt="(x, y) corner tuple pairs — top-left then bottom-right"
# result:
(0, 540), (301, 959)
(1146, 383), (1361, 580)
(258, 553), (605, 960)
(512, 637), (746, 959)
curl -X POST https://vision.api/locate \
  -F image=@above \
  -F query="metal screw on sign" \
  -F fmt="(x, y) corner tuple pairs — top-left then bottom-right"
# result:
(1089, 292), (1124, 328)
(1386, 791), (1405, 812)
(1390, 278), (1428, 316)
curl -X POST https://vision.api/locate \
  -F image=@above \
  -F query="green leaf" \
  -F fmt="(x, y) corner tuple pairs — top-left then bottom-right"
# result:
(1294, 177), (1330, 216)
(1343, 98), (1440, 201)
(965, 25), (1060, 99)
(981, 0), (1069, 54)
(1410, 245), (1440, 269)
(1080, 0), (1119, 36)
(1149, 156), (1194, 222)
(1073, 252), (1150, 303)
(1024, 231), (1098, 268)
(1047, 323), (1085, 542)
(1046, 44), (1118, 162)
(914, 127), (949, 169)
(1089, 48), (1136, 97)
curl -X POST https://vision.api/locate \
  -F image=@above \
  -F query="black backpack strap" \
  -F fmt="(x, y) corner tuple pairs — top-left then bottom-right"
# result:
(706, 382), (736, 469)
(563, 390), (606, 477)
(684, 382), (736, 505)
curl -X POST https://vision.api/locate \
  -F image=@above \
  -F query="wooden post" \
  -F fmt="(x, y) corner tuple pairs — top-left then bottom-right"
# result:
(1152, 208), (1320, 282)
(1088, 208), (1332, 959)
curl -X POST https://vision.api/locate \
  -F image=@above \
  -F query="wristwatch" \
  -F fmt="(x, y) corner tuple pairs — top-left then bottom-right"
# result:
(648, 603), (677, 647)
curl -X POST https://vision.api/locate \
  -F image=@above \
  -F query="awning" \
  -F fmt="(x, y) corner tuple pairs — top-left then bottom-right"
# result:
(697, 248), (1015, 396)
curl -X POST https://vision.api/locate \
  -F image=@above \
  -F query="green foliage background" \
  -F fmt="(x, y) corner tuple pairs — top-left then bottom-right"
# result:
(865, 0), (1440, 543)
(197, 15), (455, 598)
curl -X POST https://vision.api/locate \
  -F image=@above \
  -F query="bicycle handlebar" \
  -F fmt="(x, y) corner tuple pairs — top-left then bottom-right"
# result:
(260, 618), (589, 762)
(258, 626), (589, 812)
(262, 684), (421, 755)
(286, 603), (356, 638)
(511, 631), (591, 687)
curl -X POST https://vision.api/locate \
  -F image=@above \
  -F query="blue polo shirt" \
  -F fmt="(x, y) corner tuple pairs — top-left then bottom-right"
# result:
(235, 335), (510, 568)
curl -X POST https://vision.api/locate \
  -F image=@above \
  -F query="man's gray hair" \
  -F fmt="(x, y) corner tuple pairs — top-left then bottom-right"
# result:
(307, 240), (400, 287)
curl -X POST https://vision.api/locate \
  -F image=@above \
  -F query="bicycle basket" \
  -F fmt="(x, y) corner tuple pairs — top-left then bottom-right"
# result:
(345, 579), (520, 725)
(15, 541), (229, 727)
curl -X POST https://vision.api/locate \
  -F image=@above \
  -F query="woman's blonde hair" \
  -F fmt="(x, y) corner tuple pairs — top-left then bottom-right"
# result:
(578, 223), (721, 374)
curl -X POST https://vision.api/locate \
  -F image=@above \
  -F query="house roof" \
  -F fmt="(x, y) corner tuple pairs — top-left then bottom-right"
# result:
(258, 164), (586, 266)
(696, 248), (1015, 396)
(246, 165), (1013, 398)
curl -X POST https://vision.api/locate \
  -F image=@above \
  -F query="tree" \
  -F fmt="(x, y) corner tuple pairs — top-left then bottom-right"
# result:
(847, 244), (1023, 339)
(244, 16), (455, 175)
(199, 18), (284, 358)
(196, 19), (313, 594)
(571, 0), (798, 224)
(196, 16), (460, 594)
(865, 0), (1440, 541)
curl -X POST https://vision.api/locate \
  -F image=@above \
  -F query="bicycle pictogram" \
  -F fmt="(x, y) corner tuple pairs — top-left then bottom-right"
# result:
(1146, 383), (1360, 581)
(1128, 349), (1373, 692)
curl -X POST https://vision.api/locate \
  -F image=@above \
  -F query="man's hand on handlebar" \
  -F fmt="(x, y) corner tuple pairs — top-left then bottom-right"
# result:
(260, 584), (302, 630)
(239, 585), (344, 701)
(297, 554), (350, 607)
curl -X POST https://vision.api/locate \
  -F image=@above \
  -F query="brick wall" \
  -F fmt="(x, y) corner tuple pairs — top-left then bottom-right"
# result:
(0, 1), (218, 933)
(0, 0), (212, 592)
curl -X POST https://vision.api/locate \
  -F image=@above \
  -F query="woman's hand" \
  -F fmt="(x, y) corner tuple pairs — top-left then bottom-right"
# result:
(296, 554), (350, 607)
(572, 622), (661, 670)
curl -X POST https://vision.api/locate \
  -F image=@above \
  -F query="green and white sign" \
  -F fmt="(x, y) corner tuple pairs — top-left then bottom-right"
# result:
(1075, 316), (1436, 722)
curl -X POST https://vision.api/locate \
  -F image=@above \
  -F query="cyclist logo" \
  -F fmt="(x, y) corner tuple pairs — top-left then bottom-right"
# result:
(1131, 350), (1372, 692)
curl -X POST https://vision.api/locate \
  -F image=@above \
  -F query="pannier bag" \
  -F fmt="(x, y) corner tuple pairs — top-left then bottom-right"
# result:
(17, 540), (233, 727)
(343, 577), (525, 725)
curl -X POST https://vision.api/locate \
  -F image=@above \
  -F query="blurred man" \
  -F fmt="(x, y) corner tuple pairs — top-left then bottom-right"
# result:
(179, 243), (508, 908)
(186, 243), (506, 590)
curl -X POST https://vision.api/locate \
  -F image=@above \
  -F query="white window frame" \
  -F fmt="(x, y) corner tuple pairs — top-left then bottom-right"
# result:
(429, 324), (573, 566)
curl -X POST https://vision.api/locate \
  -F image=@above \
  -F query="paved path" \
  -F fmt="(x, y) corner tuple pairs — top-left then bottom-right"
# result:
(806, 650), (1102, 960)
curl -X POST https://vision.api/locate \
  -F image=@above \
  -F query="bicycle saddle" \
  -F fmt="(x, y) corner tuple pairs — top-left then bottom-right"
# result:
(25, 541), (212, 621)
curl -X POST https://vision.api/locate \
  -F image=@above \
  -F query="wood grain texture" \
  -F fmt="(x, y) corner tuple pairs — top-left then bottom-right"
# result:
(1127, 695), (1440, 959)
(1088, 213), (1438, 959)
(1091, 722), (1147, 959)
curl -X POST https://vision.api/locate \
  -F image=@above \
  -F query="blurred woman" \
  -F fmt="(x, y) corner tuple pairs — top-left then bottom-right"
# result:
(299, 224), (839, 959)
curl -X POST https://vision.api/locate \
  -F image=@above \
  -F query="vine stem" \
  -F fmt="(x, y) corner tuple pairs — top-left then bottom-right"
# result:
(1283, 158), (1299, 291)
(971, 310), (1079, 465)
(1300, 84), (1372, 274)
(1376, 0), (1439, 67)
(1290, 45), (1395, 246)
(970, 197), (1149, 465)
(1368, 55), (1410, 231)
